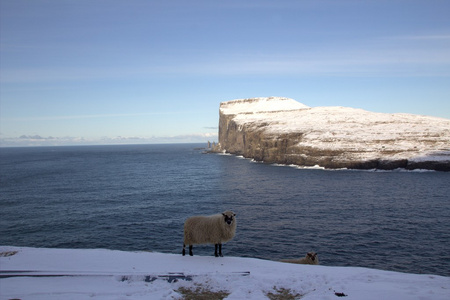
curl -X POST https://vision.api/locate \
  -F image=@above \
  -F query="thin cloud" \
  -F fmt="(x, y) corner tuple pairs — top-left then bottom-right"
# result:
(398, 34), (450, 40)
(0, 132), (218, 147)
(2, 32), (449, 84)
(4, 112), (191, 122)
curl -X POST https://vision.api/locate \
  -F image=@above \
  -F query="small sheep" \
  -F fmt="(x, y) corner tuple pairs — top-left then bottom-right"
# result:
(182, 210), (236, 257)
(280, 252), (319, 265)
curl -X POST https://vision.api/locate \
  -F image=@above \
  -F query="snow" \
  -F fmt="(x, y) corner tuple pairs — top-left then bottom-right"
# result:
(1, 246), (449, 299)
(220, 97), (309, 115)
(220, 98), (450, 162)
(409, 150), (450, 162)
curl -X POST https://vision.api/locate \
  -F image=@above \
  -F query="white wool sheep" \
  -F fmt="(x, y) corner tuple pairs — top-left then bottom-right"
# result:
(280, 252), (319, 265)
(182, 210), (236, 257)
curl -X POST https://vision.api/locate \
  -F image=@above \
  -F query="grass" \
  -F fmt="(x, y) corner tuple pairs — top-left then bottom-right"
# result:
(0, 251), (18, 257)
(265, 286), (303, 300)
(176, 284), (230, 300)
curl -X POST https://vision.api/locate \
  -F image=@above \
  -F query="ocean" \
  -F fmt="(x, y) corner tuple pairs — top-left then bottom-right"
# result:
(0, 143), (449, 276)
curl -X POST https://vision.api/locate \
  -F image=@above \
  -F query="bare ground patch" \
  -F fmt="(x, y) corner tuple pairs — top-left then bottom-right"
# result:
(265, 286), (303, 300)
(0, 251), (18, 257)
(176, 284), (230, 300)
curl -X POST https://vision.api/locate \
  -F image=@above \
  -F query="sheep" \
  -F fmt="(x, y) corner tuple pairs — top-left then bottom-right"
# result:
(182, 210), (236, 257)
(280, 252), (319, 265)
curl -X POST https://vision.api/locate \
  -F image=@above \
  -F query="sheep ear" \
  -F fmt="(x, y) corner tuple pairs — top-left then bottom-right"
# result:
(222, 213), (226, 217)
(233, 213), (236, 217)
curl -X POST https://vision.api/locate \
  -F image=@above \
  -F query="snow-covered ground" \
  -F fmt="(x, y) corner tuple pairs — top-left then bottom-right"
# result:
(1, 246), (449, 299)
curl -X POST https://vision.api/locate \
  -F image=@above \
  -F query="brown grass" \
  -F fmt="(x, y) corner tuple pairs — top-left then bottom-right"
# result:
(176, 284), (230, 300)
(0, 251), (18, 257)
(265, 286), (302, 300)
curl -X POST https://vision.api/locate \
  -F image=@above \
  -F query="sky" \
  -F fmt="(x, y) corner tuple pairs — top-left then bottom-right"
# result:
(1, 0), (450, 147)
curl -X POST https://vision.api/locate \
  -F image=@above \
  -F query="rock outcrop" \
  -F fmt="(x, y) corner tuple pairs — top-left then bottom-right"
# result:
(214, 97), (450, 171)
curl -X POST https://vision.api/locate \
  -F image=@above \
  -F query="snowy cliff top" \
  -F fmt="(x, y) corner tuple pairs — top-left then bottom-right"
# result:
(220, 96), (309, 115)
(1, 246), (449, 300)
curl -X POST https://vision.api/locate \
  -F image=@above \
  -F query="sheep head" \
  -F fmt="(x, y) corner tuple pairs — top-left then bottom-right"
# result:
(222, 211), (236, 225)
(306, 252), (318, 263)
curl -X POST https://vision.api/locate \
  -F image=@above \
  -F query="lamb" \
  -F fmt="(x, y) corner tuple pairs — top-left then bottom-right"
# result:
(280, 252), (319, 265)
(182, 210), (236, 257)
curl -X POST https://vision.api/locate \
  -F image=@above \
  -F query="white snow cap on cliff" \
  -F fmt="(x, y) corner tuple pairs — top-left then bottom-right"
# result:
(220, 97), (309, 115)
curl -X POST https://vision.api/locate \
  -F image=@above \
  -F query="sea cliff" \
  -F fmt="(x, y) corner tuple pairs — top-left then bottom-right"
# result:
(214, 97), (450, 171)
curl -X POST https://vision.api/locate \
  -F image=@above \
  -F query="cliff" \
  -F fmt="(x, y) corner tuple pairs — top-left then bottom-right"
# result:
(215, 97), (450, 171)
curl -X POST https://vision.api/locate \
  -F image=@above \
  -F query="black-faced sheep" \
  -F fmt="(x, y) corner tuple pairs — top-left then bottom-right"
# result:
(280, 252), (319, 265)
(182, 210), (236, 257)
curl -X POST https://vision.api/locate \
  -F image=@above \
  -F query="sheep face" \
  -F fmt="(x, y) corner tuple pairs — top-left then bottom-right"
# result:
(222, 211), (236, 225)
(306, 252), (318, 263)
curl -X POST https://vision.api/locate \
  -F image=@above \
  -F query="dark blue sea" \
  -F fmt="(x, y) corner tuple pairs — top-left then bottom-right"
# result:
(1, 144), (449, 276)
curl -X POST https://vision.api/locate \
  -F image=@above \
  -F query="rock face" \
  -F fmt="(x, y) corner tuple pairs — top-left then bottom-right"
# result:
(215, 97), (450, 171)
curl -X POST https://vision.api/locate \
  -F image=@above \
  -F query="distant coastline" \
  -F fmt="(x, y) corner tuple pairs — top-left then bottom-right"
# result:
(215, 97), (450, 171)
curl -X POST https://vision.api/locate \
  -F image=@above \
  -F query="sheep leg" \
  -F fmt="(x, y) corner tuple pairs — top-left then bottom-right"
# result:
(215, 244), (223, 257)
(189, 245), (193, 256)
(182, 244), (186, 256)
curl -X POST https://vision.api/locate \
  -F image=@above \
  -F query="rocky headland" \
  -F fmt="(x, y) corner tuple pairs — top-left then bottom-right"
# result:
(213, 97), (450, 171)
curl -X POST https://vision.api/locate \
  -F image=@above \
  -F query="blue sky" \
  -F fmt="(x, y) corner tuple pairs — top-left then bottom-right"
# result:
(1, 0), (449, 146)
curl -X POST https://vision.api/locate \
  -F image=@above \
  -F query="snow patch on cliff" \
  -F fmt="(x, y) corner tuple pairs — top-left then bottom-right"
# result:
(220, 96), (309, 115)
